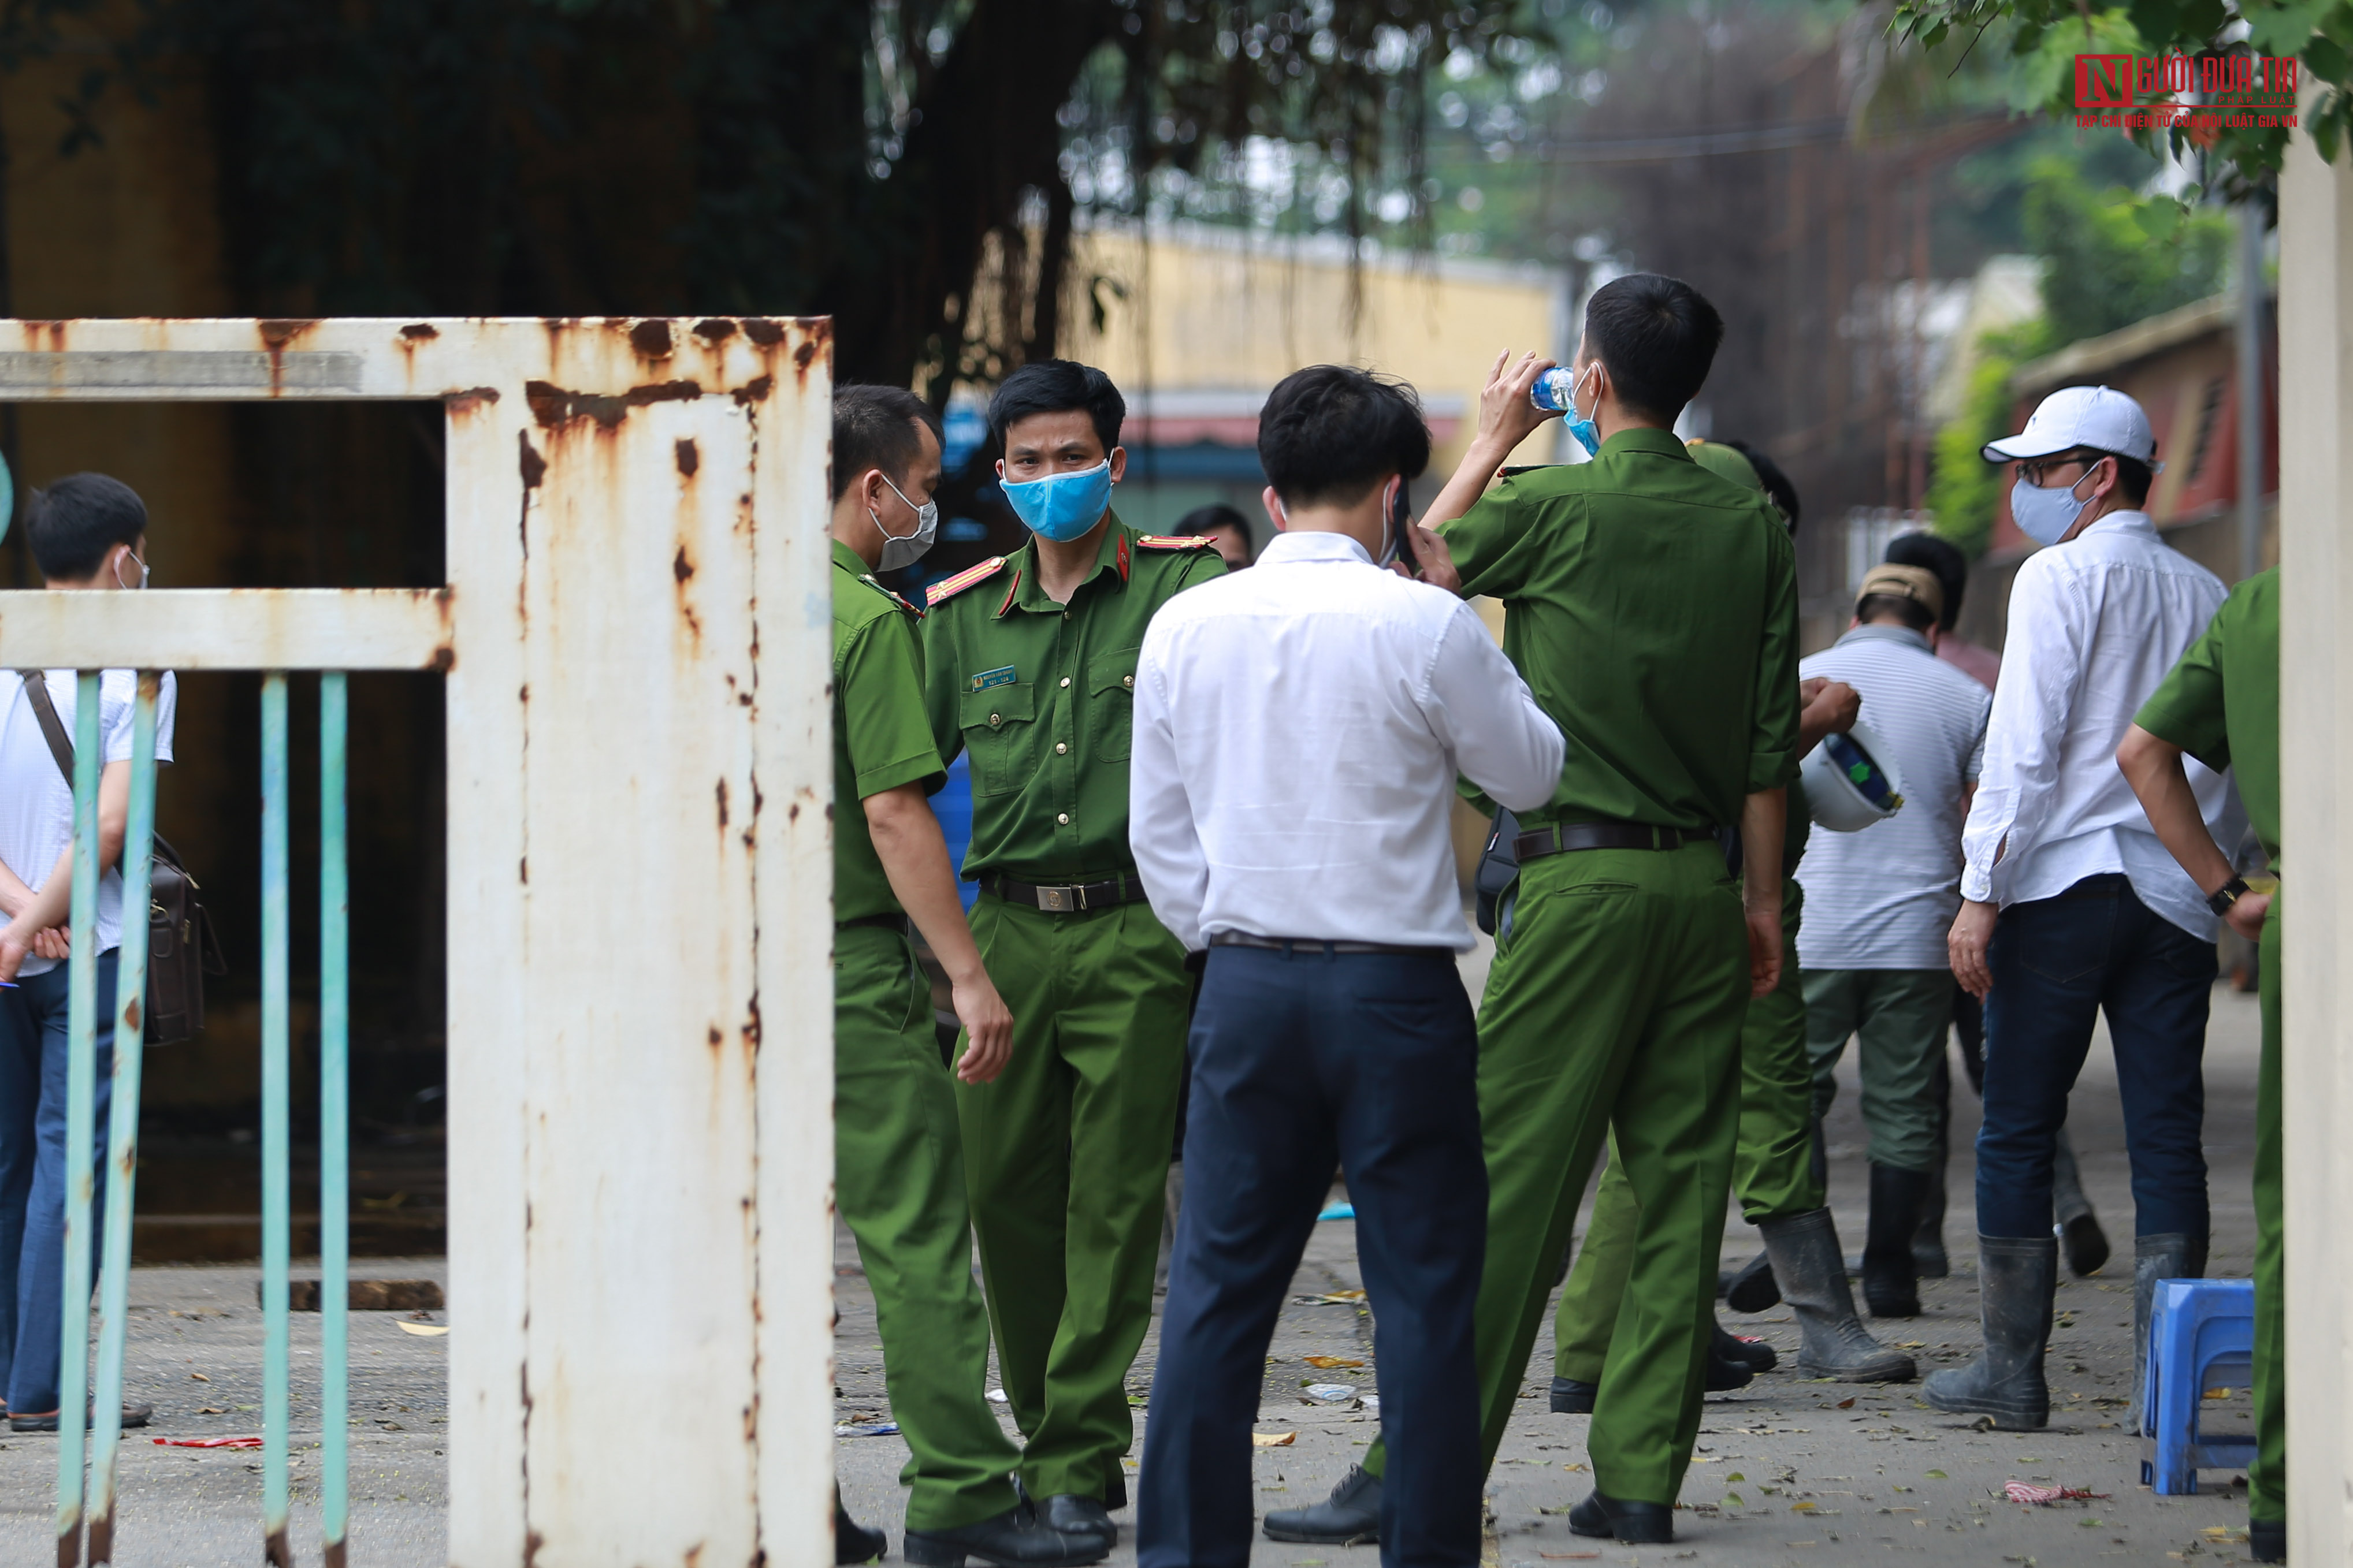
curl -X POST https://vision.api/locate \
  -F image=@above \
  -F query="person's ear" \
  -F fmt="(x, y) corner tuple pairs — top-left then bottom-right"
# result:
(2087, 456), (2117, 500)
(1262, 486), (1289, 532)
(1107, 446), (1128, 484)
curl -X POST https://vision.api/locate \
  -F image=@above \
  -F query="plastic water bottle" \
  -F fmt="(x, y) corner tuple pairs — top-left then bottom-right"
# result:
(1530, 367), (1578, 412)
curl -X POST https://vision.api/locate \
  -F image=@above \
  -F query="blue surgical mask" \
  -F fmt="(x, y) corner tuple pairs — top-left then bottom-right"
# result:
(1001, 460), (1113, 542)
(1565, 363), (1602, 457)
(2010, 471), (2090, 548)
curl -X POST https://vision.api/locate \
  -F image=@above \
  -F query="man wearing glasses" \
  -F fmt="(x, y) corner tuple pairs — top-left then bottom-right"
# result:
(1931, 385), (2239, 1432)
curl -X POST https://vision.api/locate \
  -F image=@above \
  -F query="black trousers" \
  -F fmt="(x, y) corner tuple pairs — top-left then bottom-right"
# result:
(1137, 944), (1488, 1568)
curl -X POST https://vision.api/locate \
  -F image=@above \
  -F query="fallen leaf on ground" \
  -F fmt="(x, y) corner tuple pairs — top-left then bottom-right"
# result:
(2003, 1480), (2109, 1506)
(189, 1372), (209, 1382)
(1561, 1461), (1587, 1472)
(1303, 1357), (1365, 1369)
(2205, 1387), (2232, 1399)
(1836, 1397), (1856, 1409)
(1923, 1470), (1948, 1479)
(1252, 1431), (1297, 1447)
(395, 1321), (448, 1337)
(195, 1407), (225, 1415)
(1293, 1290), (1367, 1305)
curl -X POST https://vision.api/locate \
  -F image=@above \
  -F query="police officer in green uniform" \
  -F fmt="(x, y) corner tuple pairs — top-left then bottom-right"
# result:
(827, 385), (1102, 1568)
(1547, 441), (1915, 1402)
(1269, 275), (1799, 1549)
(921, 362), (1224, 1551)
(2119, 567), (2282, 1563)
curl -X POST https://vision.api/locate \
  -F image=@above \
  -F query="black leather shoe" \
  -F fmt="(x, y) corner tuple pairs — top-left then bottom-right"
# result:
(1262, 1464), (1381, 1544)
(1037, 1496), (1113, 1551)
(1549, 1376), (1596, 1414)
(1704, 1353), (1755, 1394)
(837, 1495), (888, 1564)
(904, 1503), (1106, 1567)
(1723, 1251), (1781, 1313)
(1567, 1491), (1673, 1544)
(1103, 1473), (1127, 1511)
(2249, 1517), (2285, 1562)
(2061, 1211), (2112, 1279)
(1713, 1323), (1778, 1373)
(9, 1402), (152, 1433)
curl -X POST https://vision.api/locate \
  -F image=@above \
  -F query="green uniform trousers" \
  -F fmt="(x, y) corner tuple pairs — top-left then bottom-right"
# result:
(1553, 885), (1819, 1383)
(1367, 842), (1749, 1504)
(2252, 904), (2284, 1525)
(835, 925), (1023, 1531)
(1802, 967), (1956, 1175)
(955, 893), (1190, 1500)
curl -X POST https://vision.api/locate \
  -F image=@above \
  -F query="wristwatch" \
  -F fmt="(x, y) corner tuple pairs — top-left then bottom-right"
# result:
(2207, 876), (2250, 917)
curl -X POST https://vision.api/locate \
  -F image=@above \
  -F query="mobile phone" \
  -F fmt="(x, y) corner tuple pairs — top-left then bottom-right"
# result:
(1390, 482), (1420, 574)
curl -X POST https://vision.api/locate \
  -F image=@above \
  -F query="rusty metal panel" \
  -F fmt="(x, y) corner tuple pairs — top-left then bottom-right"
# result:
(0, 587), (453, 671)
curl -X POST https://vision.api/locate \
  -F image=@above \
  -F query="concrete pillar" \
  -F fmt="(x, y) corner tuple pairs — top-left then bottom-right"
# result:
(2277, 127), (2353, 1568)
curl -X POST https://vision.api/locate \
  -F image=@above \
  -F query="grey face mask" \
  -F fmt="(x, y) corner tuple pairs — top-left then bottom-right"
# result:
(873, 473), (939, 572)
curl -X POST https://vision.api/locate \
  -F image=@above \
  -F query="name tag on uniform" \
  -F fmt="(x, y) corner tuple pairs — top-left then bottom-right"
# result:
(970, 666), (1017, 692)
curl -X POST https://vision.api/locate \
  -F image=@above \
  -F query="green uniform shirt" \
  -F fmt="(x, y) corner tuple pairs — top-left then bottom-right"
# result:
(1444, 427), (1802, 829)
(2135, 565), (2280, 859)
(922, 514), (1225, 880)
(833, 539), (948, 923)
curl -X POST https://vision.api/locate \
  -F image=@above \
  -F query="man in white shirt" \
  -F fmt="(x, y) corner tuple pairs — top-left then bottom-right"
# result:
(1129, 366), (1562, 1568)
(0, 474), (176, 1433)
(1931, 386), (2236, 1432)
(1794, 564), (1991, 1321)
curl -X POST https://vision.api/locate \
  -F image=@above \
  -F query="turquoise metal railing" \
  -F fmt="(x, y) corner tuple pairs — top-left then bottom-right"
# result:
(51, 669), (352, 1568)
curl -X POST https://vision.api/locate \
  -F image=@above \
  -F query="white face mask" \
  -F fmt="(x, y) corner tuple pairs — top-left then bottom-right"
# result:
(114, 548), (150, 590)
(2009, 464), (2096, 548)
(871, 472), (939, 572)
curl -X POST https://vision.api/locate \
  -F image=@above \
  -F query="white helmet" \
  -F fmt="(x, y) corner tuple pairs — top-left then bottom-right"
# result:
(1802, 717), (1907, 832)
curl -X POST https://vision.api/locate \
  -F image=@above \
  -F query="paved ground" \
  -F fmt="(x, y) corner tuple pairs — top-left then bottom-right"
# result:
(0, 966), (2265, 1565)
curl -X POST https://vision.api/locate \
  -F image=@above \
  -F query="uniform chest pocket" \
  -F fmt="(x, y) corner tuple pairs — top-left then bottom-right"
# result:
(1089, 648), (1140, 762)
(960, 683), (1039, 796)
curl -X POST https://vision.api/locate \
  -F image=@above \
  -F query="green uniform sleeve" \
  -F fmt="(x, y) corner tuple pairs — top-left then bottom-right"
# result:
(844, 611), (946, 801)
(919, 607), (965, 770)
(1441, 476), (1548, 599)
(1748, 523), (1801, 793)
(2136, 614), (2233, 774)
(1175, 546), (1229, 593)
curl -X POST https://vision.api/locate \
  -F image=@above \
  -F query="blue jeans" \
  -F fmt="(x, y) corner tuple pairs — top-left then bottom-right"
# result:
(1139, 945), (1486, 1568)
(1976, 876), (2211, 1240)
(0, 951), (117, 1414)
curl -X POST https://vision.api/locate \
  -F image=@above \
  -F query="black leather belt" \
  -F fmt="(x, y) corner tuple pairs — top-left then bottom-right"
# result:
(1515, 821), (1714, 860)
(983, 873), (1149, 913)
(837, 913), (910, 934)
(1209, 933), (1454, 958)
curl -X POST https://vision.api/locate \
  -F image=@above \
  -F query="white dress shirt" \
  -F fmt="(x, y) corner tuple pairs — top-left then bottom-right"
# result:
(1129, 530), (1564, 952)
(1960, 510), (2240, 940)
(1795, 625), (1991, 969)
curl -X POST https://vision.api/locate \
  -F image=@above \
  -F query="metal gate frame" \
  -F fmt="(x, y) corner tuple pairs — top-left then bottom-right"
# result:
(0, 317), (839, 1567)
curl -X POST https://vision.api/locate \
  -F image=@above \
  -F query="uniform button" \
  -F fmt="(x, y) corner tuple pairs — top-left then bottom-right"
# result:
(1060, 676), (1072, 688)
(1055, 742), (1068, 755)
(989, 713), (1002, 727)
(1122, 675), (1134, 688)
(1057, 812), (1070, 825)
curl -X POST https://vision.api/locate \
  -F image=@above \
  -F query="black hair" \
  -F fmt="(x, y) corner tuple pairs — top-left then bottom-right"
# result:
(2106, 452), (2154, 507)
(1720, 437), (1800, 534)
(27, 472), (147, 582)
(1856, 593), (1939, 634)
(831, 384), (942, 502)
(1256, 365), (1432, 508)
(1884, 531), (1969, 631)
(1177, 503), (1251, 539)
(987, 359), (1125, 455)
(1582, 273), (1724, 424)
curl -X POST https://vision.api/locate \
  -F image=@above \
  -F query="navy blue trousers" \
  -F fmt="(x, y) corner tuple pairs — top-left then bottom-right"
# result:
(1138, 945), (1486, 1568)
(1977, 875), (2213, 1239)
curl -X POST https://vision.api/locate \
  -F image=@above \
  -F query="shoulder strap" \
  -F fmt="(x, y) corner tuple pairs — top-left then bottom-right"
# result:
(16, 671), (72, 785)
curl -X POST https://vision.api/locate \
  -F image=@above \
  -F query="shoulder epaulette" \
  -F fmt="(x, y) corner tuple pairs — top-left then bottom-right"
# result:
(858, 573), (923, 619)
(926, 556), (1009, 607)
(1135, 534), (1218, 550)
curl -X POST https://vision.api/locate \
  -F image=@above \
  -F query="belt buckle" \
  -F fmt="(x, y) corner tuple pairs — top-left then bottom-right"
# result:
(1038, 885), (1073, 913)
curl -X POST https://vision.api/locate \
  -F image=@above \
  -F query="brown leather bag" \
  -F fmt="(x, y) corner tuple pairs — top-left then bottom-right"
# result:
(17, 670), (225, 1044)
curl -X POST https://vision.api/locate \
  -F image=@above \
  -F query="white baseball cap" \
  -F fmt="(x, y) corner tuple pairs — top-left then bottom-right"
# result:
(1981, 385), (2160, 468)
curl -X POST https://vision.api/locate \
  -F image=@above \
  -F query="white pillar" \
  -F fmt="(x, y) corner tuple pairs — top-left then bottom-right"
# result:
(2277, 126), (2353, 1568)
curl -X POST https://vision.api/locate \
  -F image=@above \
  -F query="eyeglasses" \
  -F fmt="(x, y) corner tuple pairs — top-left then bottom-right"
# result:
(2014, 452), (2106, 489)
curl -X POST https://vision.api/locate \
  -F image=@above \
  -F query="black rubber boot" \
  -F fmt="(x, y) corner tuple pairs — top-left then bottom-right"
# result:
(2248, 1517), (2285, 1562)
(1713, 1317), (1777, 1373)
(1863, 1163), (1931, 1319)
(1262, 1465), (1381, 1544)
(1757, 1207), (1915, 1381)
(1923, 1234), (2057, 1429)
(1723, 1250), (1780, 1314)
(2053, 1130), (2112, 1278)
(2132, 1231), (2209, 1428)
(837, 1487), (889, 1565)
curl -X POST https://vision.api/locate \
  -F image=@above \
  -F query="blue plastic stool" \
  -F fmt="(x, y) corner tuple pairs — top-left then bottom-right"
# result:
(2140, 1278), (2258, 1495)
